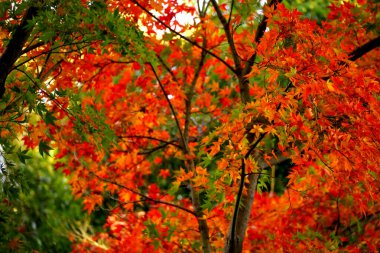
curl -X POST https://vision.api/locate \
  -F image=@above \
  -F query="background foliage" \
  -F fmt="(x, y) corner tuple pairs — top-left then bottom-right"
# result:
(0, 149), (87, 252)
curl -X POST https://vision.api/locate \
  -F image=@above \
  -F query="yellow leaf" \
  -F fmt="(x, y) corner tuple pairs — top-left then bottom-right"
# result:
(209, 142), (220, 156)
(196, 166), (208, 176)
(263, 4), (275, 17)
(210, 81), (219, 92)
(326, 80), (335, 92)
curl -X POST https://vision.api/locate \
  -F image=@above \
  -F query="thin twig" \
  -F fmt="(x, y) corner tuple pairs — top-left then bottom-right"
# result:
(156, 54), (180, 84)
(93, 173), (197, 216)
(149, 63), (186, 150)
(228, 0), (235, 25)
(245, 133), (267, 159)
(137, 143), (171, 155)
(11, 41), (93, 71)
(210, 0), (242, 74)
(119, 135), (182, 149)
(20, 41), (45, 55)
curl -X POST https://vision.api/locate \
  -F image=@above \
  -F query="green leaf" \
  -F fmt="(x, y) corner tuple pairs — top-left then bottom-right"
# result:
(17, 149), (32, 164)
(113, 8), (119, 17)
(38, 140), (52, 157)
(285, 67), (297, 78)
(112, 74), (122, 85)
(201, 200), (214, 212)
(201, 154), (213, 167)
(145, 220), (159, 238)
(44, 111), (57, 126)
(168, 181), (180, 195)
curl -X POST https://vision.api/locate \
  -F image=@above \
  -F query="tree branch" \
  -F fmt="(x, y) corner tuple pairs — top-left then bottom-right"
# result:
(156, 54), (181, 85)
(20, 41), (45, 55)
(348, 36), (380, 61)
(149, 64), (186, 150)
(184, 36), (207, 147)
(119, 135), (182, 149)
(182, 29), (212, 253)
(0, 5), (39, 98)
(137, 143), (171, 155)
(188, 160), (212, 253)
(228, 158), (245, 253)
(210, 0), (242, 74)
(11, 40), (93, 71)
(93, 173), (197, 216)
(245, 133), (267, 159)
(14, 68), (76, 122)
(228, 0), (235, 25)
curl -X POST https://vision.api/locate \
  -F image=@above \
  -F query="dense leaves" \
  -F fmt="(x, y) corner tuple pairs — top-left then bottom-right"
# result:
(0, 0), (379, 252)
(0, 150), (87, 252)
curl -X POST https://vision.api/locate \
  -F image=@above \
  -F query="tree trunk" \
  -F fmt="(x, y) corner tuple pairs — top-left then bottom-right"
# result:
(224, 173), (259, 253)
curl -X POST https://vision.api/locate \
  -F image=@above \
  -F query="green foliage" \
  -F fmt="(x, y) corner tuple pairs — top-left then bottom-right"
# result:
(38, 140), (53, 157)
(283, 0), (330, 22)
(256, 169), (270, 193)
(0, 150), (87, 252)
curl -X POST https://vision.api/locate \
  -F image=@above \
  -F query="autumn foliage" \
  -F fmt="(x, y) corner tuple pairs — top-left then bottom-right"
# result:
(0, 0), (379, 252)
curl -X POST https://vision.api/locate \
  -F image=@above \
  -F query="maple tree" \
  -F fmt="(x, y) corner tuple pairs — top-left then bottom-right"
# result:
(1, 0), (379, 252)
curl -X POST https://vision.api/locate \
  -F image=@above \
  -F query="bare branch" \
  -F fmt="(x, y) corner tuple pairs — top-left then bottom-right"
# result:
(184, 36), (207, 146)
(228, 158), (245, 252)
(12, 41), (93, 71)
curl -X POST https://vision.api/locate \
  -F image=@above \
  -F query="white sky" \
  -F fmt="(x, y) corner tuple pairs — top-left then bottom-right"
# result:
(139, 0), (268, 39)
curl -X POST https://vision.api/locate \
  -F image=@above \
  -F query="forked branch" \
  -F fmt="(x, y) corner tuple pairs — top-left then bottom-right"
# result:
(210, 0), (242, 74)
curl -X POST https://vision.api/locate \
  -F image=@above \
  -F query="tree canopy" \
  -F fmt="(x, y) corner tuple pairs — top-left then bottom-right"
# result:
(0, 0), (379, 252)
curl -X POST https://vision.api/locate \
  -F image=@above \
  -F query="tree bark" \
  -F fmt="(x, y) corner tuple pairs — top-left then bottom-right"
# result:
(224, 172), (259, 253)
